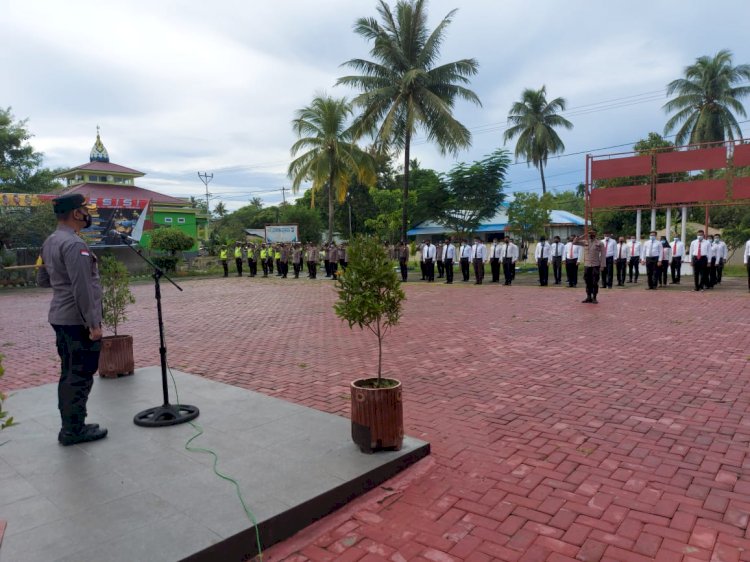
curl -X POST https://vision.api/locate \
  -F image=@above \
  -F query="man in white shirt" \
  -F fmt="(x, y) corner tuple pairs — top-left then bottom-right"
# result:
(501, 238), (518, 285)
(640, 230), (662, 290)
(614, 236), (628, 286)
(459, 239), (472, 282)
(442, 237), (456, 284)
(714, 234), (728, 284)
(706, 235), (718, 288)
(549, 235), (564, 285)
(627, 235), (641, 283)
(658, 236), (671, 287)
(436, 240), (445, 279)
(601, 232), (616, 289)
(744, 238), (750, 292)
(563, 235), (581, 287)
(423, 239), (436, 282)
(489, 237), (502, 283)
(535, 236), (551, 286)
(471, 237), (486, 284)
(670, 236), (685, 284)
(418, 241), (427, 281)
(689, 229), (712, 291)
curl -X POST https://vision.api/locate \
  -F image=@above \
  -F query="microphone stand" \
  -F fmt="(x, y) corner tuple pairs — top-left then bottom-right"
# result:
(118, 236), (199, 427)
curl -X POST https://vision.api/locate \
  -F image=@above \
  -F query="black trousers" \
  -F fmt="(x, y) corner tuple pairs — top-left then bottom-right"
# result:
(601, 256), (614, 288)
(473, 259), (484, 283)
(221, 260), (228, 277)
(445, 258), (454, 283)
(503, 258), (514, 284)
(707, 258), (717, 287)
(330, 260), (338, 277)
(717, 259), (724, 284)
(425, 258), (435, 281)
(615, 258), (627, 285)
(747, 263), (750, 291)
(670, 257), (681, 283)
(293, 261), (301, 278)
(490, 258), (500, 282)
(552, 257), (562, 284)
(565, 259), (578, 287)
(628, 257), (640, 282)
(693, 257), (708, 290)
(645, 257), (659, 288)
(308, 261), (317, 279)
(460, 258), (470, 281)
(268, 259), (274, 274)
(420, 260), (426, 280)
(235, 258), (243, 276)
(584, 267), (600, 298)
(248, 259), (257, 277)
(280, 261), (288, 277)
(437, 260), (444, 277)
(275, 259), (282, 275)
(537, 258), (549, 285)
(53, 325), (101, 431)
(399, 259), (408, 281)
(339, 259), (347, 271)
(659, 260), (669, 285)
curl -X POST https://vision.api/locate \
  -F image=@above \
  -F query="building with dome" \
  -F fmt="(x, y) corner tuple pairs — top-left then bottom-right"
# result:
(56, 129), (207, 249)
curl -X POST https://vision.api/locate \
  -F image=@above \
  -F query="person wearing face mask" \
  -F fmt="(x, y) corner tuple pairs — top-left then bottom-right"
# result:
(614, 236), (628, 286)
(573, 229), (605, 303)
(36, 194), (108, 446)
(563, 235), (581, 287)
(713, 234), (728, 284)
(670, 236), (685, 284)
(641, 230), (662, 290)
(600, 232), (616, 289)
(744, 238), (750, 292)
(501, 237), (519, 285)
(658, 237), (671, 286)
(550, 235), (564, 285)
(626, 235), (642, 283)
(535, 236), (551, 286)
(705, 235), (717, 288)
(689, 230), (711, 291)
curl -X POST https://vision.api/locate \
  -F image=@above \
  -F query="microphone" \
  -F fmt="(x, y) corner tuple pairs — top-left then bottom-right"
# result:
(110, 230), (139, 243)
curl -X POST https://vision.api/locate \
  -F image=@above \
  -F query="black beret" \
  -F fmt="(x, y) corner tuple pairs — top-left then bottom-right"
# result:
(52, 193), (86, 214)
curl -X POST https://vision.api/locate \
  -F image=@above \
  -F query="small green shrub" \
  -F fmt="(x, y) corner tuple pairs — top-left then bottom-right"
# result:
(100, 256), (135, 336)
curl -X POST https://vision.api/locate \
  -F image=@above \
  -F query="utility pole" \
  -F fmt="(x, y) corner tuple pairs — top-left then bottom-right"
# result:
(197, 172), (213, 240)
(280, 186), (288, 205)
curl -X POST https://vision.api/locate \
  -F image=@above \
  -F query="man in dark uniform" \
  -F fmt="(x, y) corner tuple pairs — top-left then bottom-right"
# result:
(37, 194), (108, 446)
(398, 242), (409, 282)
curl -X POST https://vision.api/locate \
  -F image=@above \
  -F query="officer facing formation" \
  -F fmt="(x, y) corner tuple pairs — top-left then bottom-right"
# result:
(37, 193), (108, 446)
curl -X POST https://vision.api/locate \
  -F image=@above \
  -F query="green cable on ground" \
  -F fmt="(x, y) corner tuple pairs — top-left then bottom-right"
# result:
(166, 364), (264, 560)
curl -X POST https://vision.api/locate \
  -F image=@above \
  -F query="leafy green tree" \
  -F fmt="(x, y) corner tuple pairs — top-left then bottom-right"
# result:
(507, 192), (552, 242)
(334, 235), (405, 384)
(338, 0), (481, 242)
(99, 255), (135, 336)
(438, 148), (510, 235)
(504, 86), (573, 195)
(0, 108), (63, 194)
(280, 205), (323, 243)
(548, 190), (584, 216)
(365, 187), (415, 243)
(663, 49), (750, 146)
(188, 196), (208, 213)
(407, 161), (447, 227)
(0, 202), (56, 247)
(213, 201), (228, 218)
(288, 95), (376, 243)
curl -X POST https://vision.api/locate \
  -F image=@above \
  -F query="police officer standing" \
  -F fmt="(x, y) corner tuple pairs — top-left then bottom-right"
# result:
(37, 194), (108, 445)
(219, 245), (229, 277)
(535, 236), (551, 286)
(442, 237), (455, 284)
(234, 242), (243, 276)
(550, 236), (564, 285)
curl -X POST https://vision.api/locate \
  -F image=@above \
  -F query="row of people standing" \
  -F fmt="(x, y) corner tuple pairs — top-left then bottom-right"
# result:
(218, 242), (350, 279)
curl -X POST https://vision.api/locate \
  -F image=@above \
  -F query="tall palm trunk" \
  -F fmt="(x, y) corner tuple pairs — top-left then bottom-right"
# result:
(539, 164), (547, 195)
(401, 129), (411, 243)
(328, 169), (335, 244)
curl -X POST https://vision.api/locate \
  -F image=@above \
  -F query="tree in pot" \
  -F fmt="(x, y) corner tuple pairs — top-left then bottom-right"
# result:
(334, 235), (406, 453)
(99, 255), (136, 377)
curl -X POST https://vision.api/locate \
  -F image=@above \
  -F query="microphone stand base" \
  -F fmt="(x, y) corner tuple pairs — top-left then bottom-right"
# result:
(134, 404), (200, 427)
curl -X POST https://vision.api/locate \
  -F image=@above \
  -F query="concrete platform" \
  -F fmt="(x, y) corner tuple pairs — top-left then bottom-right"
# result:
(0, 368), (430, 562)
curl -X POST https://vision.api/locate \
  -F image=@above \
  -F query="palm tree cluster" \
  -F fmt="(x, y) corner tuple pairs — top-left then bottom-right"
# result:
(287, 0), (749, 243)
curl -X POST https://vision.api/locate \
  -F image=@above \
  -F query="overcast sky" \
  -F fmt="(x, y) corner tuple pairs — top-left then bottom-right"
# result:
(3, 0), (750, 211)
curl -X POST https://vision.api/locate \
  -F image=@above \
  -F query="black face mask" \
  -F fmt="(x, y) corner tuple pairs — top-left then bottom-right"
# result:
(77, 210), (92, 229)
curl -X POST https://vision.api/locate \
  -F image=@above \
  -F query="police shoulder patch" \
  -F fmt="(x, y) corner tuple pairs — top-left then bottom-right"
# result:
(80, 249), (90, 257)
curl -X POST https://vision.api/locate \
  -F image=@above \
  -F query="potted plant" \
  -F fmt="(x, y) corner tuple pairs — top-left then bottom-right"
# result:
(98, 255), (136, 377)
(334, 235), (406, 453)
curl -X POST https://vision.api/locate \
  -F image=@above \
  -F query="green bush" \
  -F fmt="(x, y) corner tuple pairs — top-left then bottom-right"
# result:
(152, 256), (180, 273)
(334, 236), (405, 385)
(100, 256), (135, 336)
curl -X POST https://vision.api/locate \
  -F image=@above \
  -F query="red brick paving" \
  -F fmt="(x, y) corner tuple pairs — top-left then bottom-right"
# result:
(1, 276), (750, 561)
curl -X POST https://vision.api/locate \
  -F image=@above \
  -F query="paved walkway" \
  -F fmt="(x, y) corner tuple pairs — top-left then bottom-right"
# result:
(2, 275), (750, 561)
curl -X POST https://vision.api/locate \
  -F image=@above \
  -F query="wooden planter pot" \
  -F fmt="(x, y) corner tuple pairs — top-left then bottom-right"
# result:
(350, 378), (403, 453)
(98, 335), (134, 378)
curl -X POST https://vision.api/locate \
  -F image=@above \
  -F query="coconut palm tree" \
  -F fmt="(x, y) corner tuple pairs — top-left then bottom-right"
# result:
(663, 49), (750, 146)
(503, 86), (573, 195)
(337, 0), (480, 242)
(288, 95), (376, 243)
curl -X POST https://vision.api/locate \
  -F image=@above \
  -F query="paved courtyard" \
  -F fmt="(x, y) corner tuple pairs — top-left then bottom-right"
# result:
(2, 274), (750, 561)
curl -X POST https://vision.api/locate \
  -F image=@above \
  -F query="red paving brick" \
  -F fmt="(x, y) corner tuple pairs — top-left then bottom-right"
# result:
(1, 276), (750, 561)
